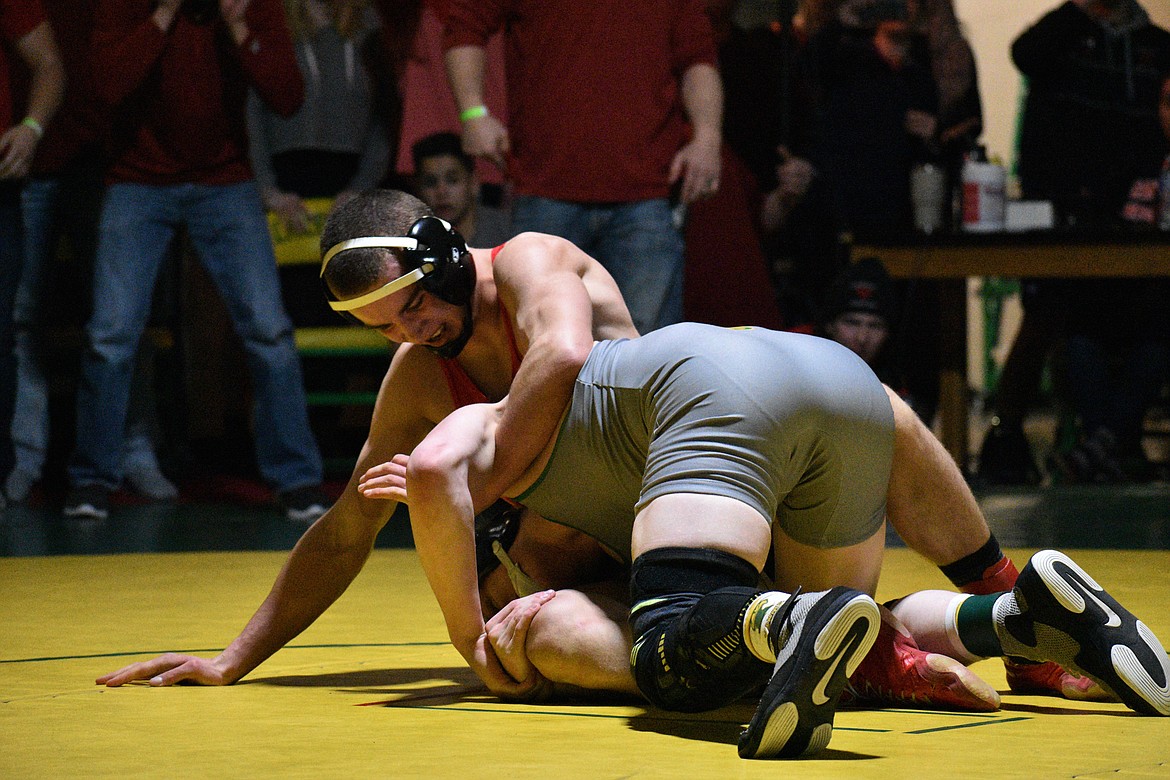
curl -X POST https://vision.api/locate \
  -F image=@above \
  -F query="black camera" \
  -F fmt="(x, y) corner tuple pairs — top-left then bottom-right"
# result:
(181, 0), (218, 24)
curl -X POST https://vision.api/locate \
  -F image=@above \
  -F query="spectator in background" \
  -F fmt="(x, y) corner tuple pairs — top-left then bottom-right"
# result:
(1049, 71), (1170, 483)
(819, 256), (895, 366)
(977, 0), (1170, 485)
(0, 0), (63, 508)
(780, 0), (943, 422)
(7, 0), (178, 506)
(410, 131), (511, 247)
(910, 0), (982, 165)
(442, 0), (724, 334)
(817, 256), (935, 416)
(248, 0), (389, 234)
(804, 0), (939, 237)
(677, 0), (787, 331)
(758, 0), (979, 327)
(65, 0), (327, 524)
(388, 0), (505, 196)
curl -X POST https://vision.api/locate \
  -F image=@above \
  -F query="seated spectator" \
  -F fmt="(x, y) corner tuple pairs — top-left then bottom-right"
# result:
(818, 256), (924, 416)
(248, 0), (389, 233)
(819, 256), (894, 365)
(410, 131), (512, 247)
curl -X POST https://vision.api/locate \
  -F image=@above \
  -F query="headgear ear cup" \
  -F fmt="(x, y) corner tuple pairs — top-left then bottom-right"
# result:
(406, 216), (475, 306)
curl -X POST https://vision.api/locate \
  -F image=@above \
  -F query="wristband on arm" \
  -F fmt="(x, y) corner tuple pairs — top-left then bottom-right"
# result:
(459, 104), (489, 122)
(21, 117), (44, 139)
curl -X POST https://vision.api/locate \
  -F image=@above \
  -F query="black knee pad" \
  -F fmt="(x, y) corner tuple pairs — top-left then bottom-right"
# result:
(629, 547), (759, 638)
(629, 547), (770, 712)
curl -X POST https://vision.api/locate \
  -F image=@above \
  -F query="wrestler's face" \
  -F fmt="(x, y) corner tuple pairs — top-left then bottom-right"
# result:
(415, 155), (477, 228)
(349, 265), (467, 349)
(825, 312), (889, 365)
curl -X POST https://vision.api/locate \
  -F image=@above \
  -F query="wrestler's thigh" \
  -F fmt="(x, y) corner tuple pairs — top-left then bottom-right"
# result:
(771, 521), (885, 596)
(630, 493), (772, 572)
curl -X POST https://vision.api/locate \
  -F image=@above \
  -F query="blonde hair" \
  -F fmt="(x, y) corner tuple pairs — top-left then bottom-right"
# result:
(282, 0), (372, 41)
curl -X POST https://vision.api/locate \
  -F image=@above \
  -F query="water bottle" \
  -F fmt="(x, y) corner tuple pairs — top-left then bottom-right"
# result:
(961, 146), (1006, 232)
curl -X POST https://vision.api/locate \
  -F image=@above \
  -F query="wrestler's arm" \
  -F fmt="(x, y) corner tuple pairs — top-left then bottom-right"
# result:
(96, 346), (443, 687)
(480, 234), (599, 504)
(400, 401), (551, 697)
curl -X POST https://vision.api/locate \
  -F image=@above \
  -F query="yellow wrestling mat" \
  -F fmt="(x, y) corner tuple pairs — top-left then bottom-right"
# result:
(3, 547), (1168, 778)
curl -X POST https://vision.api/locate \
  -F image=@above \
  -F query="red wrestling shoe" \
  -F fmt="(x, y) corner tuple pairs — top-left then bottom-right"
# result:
(1004, 658), (1111, 701)
(842, 606), (1001, 712)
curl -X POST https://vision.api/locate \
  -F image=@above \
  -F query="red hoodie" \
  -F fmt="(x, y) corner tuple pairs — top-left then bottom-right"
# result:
(90, 0), (303, 185)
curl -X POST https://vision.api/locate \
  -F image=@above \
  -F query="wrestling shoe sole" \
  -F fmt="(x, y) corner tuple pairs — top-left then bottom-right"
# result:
(738, 589), (880, 759)
(1017, 550), (1170, 716)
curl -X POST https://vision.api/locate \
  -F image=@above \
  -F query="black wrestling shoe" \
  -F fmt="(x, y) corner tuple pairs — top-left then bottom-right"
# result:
(1003, 550), (1170, 716)
(738, 587), (880, 759)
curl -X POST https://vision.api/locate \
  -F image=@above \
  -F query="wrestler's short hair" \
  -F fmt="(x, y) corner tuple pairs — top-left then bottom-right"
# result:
(319, 189), (432, 299)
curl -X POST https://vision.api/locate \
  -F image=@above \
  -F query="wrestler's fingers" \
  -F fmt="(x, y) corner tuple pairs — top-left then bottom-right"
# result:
(96, 654), (193, 687)
(359, 484), (408, 501)
(359, 460), (398, 479)
(358, 459), (408, 488)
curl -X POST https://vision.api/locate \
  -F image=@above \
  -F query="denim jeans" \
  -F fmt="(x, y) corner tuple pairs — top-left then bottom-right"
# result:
(0, 182), (23, 484)
(512, 196), (684, 333)
(69, 181), (322, 492)
(11, 174), (166, 486)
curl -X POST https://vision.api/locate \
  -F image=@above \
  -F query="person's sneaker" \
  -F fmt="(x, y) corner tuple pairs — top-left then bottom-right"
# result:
(123, 466), (179, 501)
(5, 468), (38, 503)
(843, 606), (1001, 712)
(1003, 657), (1110, 701)
(738, 587), (880, 759)
(63, 484), (111, 521)
(279, 485), (331, 523)
(1000, 549), (1170, 716)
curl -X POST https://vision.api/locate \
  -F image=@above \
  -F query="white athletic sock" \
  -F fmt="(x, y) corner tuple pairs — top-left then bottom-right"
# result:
(890, 590), (984, 664)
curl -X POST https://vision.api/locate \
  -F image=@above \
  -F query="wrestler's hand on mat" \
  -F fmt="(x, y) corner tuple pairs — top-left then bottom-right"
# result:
(357, 454), (410, 502)
(96, 653), (233, 687)
(485, 590), (556, 700)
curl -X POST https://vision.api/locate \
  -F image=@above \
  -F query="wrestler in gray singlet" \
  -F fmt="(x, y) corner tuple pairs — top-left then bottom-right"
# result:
(514, 323), (895, 563)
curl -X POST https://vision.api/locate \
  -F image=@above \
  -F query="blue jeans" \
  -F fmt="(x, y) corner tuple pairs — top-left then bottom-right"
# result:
(69, 181), (322, 492)
(12, 175), (165, 484)
(512, 196), (684, 333)
(0, 182), (23, 484)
